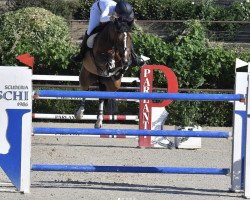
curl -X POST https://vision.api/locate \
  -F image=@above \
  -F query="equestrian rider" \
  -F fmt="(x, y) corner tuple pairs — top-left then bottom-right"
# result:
(72, 0), (144, 66)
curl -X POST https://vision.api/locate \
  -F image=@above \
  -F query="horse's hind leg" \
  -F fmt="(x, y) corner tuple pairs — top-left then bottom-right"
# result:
(101, 78), (121, 115)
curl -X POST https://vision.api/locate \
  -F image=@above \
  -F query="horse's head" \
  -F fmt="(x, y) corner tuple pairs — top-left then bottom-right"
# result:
(113, 20), (132, 67)
(110, 18), (133, 68)
(92, 19), (133, 77)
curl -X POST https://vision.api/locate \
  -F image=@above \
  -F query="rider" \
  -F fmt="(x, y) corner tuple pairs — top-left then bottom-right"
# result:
(72, 0), (144, 66)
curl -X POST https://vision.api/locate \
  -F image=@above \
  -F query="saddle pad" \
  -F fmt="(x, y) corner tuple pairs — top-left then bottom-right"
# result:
(87, 33), (98, 48)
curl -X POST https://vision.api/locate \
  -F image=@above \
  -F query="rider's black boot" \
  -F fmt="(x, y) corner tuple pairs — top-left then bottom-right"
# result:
(72, 31), (89, 63)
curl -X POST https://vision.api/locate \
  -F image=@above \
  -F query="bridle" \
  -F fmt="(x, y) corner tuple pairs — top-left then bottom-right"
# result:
(111, 30), (131, 78)
(113, 17), (133, 65)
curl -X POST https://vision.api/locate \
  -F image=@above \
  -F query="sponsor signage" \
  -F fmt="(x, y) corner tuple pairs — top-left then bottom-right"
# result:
(0, 66), (32, 193)
(139, 65), (178, 148)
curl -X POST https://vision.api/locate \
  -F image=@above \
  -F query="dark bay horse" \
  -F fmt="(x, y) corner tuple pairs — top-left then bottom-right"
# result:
(75, 20), (133, 128)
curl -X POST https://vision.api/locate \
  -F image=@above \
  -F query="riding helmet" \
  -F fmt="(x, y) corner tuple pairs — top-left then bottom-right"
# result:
(115, 1), (134, 21)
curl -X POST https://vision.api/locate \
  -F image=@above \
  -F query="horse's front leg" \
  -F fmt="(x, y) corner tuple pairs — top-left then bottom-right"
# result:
(95, 99), (104, 129)
(75, 66), (91, 120)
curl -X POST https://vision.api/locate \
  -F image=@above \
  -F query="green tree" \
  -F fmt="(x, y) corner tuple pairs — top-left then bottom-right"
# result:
(6, 0), (80, 20)
(0, 7), (78, 75)
(132, 20), (250, 126)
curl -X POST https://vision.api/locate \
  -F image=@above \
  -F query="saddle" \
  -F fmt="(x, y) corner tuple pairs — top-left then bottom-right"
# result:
(86, 23), (106, 48)
(83, 50), (124, 78)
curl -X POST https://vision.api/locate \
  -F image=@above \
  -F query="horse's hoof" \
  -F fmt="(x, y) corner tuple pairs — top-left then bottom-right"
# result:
(74, 106), (85, 120)
(94, 123), (102, 129)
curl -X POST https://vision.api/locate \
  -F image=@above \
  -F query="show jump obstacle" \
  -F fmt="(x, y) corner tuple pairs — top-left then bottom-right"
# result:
(32, 65), (179, 145)
(32, 75), (140, 122)
(0, 60), (250, 198)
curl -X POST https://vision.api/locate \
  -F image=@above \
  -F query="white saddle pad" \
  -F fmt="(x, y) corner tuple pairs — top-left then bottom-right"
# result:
(87, 33), (98, 48)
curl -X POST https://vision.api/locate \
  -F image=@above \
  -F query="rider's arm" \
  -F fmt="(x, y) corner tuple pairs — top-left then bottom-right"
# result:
(100, 5), (112, 23)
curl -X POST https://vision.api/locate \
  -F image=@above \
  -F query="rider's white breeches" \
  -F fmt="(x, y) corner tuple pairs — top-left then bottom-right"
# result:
(87, 2), (101, 35)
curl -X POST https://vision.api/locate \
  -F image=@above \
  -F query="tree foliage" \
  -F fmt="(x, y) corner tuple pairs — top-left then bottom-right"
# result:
(6, 0), (80, 20)
(0, 7), (79, 74)
(131, 20), (250, 126)
(5, 0), (250, 22)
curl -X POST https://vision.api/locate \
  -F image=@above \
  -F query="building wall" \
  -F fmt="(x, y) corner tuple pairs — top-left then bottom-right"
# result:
(69, 20), (250, 44)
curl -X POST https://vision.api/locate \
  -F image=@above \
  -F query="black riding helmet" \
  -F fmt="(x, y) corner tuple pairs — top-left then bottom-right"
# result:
(115, 1), (134, 22)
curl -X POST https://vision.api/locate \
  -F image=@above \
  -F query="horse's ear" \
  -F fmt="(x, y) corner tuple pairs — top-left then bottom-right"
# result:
(114, 18), (133, 32)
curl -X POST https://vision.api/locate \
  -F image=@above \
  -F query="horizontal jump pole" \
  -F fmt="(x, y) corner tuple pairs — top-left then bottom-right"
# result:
(35, 90), (243, 101)
(33, 84), (234, 93)
(31, 164), (230, 175)
(32, 75), (139, 83)
(34, 96), (139, 102)
(32, 113), (138, 121)
(33, 127), (231, 138)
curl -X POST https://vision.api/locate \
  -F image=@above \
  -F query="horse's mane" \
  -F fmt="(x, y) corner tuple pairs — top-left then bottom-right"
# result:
(94, 19), (133, 47)
(95, 22), (116, 49)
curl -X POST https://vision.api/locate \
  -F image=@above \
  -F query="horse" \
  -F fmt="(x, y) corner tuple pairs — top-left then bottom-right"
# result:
(75, 19), (133, 128)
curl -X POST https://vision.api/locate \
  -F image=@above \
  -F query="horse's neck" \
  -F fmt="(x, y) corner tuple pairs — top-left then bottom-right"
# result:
(95, 23), (116, 51)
